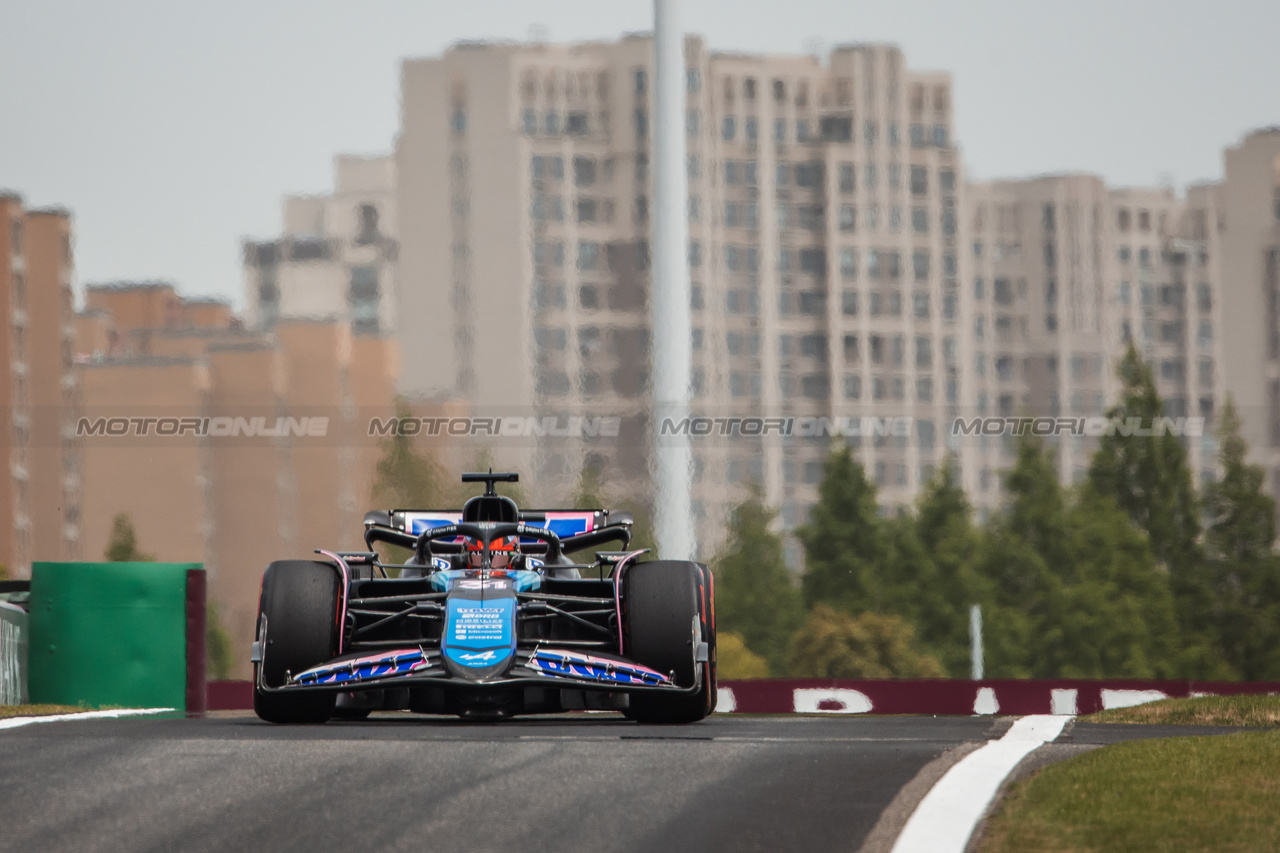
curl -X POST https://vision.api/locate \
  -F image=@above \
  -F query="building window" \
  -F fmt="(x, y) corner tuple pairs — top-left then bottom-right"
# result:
(932, 125), (948, 147)
(839, 333), (860, 361)
(910, 124), (925, 147)
(910, 166), (928, 196)
(842, 290), (859, 316)
(844, 375), (862, 399)
(839, 163), (855, 192)
(915, 335), (932, 367)
(1197, 282), (1212, 312)
(721, 116), (735, 141)
(914, 292), (930, 319)
(913, 250), (930, 282)
(451, 108), (467, 134)
(1197, 320), (1213, 348)
(355, 204), (381, 244)
(634, 69), (647, 93)
(687, 68), (701, 93)
(840, 249), (858, 279)
(774, 119), (787, 143)
(522, 109), (537, 134)
(912, 208), (928, 235)
(795, 161), (823, 187)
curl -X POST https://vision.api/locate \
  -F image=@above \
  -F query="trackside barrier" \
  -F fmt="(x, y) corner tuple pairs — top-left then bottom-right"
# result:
(28, 562), (206, 716)
(203, 677), (1280, 714)
(716, 678), (1280, 715)
(0, 601), (27, 705)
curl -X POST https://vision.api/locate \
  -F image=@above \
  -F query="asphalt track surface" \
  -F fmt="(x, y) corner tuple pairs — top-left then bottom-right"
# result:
(0, 712), (1236, 853)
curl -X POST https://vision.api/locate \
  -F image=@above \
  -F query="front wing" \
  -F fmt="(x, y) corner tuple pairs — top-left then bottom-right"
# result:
(257, 646), (701, 697)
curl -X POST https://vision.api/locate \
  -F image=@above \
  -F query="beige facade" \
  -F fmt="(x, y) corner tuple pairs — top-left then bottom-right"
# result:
(1219, 128), (1280, 504)
(243, 156), (398, 335)
(388, 35), (1269, 557)
(395, 38), (967, 560)
(74, 308), (399, 676)
(0, 194), (80, 575)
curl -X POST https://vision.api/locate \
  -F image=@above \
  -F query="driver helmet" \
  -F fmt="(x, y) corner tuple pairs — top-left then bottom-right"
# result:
(464, 534), (520, 570)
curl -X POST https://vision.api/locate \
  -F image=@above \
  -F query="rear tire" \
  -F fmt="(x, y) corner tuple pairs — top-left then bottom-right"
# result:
(254, 560), (340, 724)
(624, 560), (715, 724)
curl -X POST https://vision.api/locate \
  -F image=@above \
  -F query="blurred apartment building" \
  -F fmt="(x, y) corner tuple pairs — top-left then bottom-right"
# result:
(963, 176), (1227, 502)
(387, 37), (1280, 556)
(0, 193), (79, 577)
(394, 37), (970, 559)
(1218, 129), (1280, 504)
(71, 281), (398, 676)
(243, 155), (398, 335)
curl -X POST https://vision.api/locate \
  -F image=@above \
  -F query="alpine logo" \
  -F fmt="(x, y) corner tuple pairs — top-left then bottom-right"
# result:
(458, 650), (499, 662)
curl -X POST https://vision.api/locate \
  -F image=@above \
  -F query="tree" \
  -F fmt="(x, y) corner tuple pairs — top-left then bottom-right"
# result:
(712, 489), (804, 673)
(370, 400), (446, 510)
(974, 432), (1186, 679)
(1202, 398), (1280, 679)
(568, 456), (654, 570)
(912, 459), (986, 676)
(716, 631), (770, 680)
(1054, 488), (1181, 678)
(571, 456), (608, 511)
(1087, 344), (1206, 645)
(105, 513), (154, 562)
(795, 445), (888, 613)
(787, 604), (945, 678)
(206, 603), (234, 681)
(969, 434), (1069, 677)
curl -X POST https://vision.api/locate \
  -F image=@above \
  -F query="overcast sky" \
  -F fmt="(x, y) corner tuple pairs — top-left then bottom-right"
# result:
(2, 0), (1276, 307)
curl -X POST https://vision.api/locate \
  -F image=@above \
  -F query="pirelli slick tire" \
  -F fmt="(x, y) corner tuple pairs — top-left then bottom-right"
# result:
(623, 560), (716, 725)
(254, 560), (340, 725)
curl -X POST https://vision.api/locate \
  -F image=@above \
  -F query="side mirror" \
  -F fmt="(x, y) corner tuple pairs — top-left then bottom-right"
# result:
(363, 510), (392, 528)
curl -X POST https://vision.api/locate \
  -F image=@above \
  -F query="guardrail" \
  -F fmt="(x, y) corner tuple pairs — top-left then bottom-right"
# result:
(0, 600), (28, 705)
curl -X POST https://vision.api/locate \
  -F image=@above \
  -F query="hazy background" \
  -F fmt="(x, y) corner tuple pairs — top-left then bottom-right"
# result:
(2, 0), (1277, 306)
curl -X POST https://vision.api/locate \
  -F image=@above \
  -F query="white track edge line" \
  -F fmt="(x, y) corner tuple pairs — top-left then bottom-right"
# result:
(0, 708), (176, 731)
(889, 714), (1072, 853)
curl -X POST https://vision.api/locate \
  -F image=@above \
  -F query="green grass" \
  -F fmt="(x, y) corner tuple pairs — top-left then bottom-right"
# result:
(980, 730), (1280, 852)
(1085, 694), (1280, 728)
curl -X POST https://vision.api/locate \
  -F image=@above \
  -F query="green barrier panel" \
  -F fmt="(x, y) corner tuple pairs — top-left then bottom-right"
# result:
(29, 562), (203, 710)
(0, 601), (27, 704)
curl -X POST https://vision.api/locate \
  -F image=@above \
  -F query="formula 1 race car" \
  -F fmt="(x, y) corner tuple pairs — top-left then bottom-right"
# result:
(251, 472), (716, 724)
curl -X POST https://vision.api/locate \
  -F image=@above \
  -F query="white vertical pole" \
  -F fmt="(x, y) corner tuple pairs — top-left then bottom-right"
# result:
(651, 0), (694, 560)
(970, 604), (984, 681)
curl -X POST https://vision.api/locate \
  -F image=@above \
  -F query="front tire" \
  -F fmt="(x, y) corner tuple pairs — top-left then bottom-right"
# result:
(624, 560), (716, 724)
(254, 560), (340, 724)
